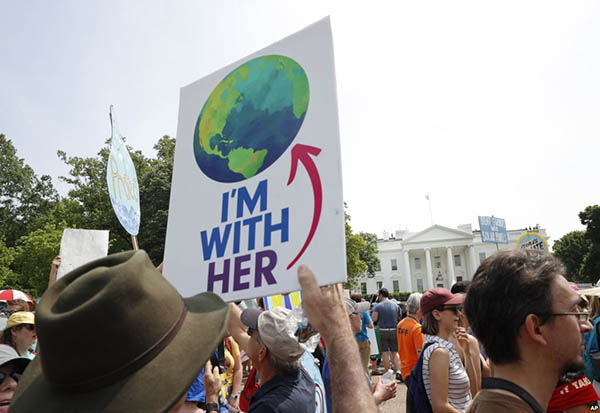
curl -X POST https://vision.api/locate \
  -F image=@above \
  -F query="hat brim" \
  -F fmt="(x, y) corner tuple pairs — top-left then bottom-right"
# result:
(444, 295), (465, 306)
(240, 308), (261, 331)
(10, 292), (230, 413)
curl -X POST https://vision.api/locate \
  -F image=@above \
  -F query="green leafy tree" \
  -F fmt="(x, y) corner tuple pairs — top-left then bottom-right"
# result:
(580, 205), (600, 283)
(0, 134), (58, 246)
(344, 206), (380, 288)
(0, 238), (19, 290)
(12, 222), (66, 297)
(358, 232), (380, 278)
(553, 231), (590, 282)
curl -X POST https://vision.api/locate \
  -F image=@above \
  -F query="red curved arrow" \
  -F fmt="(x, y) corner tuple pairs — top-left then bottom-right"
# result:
(287, 143), (322, 270)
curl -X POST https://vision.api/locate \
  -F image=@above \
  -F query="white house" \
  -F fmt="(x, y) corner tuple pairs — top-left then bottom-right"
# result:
(358, 224), (549, 294)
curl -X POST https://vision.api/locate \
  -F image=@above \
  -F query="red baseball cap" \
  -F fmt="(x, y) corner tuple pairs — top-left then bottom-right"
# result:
(420, 288), (464, 314)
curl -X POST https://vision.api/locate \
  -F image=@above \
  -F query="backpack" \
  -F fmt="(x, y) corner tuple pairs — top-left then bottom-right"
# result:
(406, 342), (435, 413)
(583, 317), (600, 381)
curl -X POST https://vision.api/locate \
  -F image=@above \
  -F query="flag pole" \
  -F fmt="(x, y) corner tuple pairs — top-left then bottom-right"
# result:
(426, 193), (433, 225)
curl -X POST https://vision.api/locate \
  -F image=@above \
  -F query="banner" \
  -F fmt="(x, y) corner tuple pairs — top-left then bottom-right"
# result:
(263, 291), (302, 311)
(164, 17), (346, 301)
(106, 105), (140, 236)
(56, 229), (109, 279)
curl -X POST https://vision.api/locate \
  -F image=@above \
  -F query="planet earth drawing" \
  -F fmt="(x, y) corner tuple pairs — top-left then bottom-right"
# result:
(193, 55), (309, 182)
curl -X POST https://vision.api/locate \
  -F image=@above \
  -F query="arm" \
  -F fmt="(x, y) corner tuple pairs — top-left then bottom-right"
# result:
(467, 335), (481, 395)
(371, 307), (379, 323)
(428, 348), (461, 413)
(298, 266), (377, 413)
(365, 312), (374, 329)
(226, 304), (250, 353)
(229, 340), (243, 409)
(48, 256), (61, 289)
(455, 328), (478, 398)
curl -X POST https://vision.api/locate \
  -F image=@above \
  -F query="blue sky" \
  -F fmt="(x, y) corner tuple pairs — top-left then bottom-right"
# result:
(2, 1), (599, 244)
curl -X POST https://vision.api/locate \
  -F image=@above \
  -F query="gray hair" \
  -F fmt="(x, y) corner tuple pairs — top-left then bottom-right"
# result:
(257, 334), (300, 375)
(406, 293), (422, 314)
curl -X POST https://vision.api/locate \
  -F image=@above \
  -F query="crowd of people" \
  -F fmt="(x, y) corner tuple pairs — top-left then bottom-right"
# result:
(0, 248), (597, 412)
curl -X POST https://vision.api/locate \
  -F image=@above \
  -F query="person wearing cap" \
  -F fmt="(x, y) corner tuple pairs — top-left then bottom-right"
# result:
(9, 250), (230, 413)
(465, 250), (593, 413)
(0, 312), (36, 360)
(234, 306), (315, 412)
(420, 287), (476, 413)
(0, 344), (31, 413)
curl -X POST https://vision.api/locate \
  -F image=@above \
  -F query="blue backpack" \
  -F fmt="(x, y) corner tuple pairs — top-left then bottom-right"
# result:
(584, 317), (600, 381)
(406, 342), (435, 413)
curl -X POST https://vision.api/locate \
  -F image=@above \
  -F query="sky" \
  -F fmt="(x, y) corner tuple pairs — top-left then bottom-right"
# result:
(2, 0), (599, 246)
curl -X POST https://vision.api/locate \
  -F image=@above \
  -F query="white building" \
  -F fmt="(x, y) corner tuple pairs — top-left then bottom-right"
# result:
(358, 224), (549, 294)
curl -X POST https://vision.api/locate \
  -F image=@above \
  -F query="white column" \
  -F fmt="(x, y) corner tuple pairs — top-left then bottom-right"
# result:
(468, 245), (477, 279)
(425, 248), (434, 290)
(403, 249), (413, 291)
(446, 247), (456, 288)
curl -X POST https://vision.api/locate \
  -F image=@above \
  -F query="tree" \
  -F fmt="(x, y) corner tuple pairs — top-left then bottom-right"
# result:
(0, 134), (58, 246)
(344, 205), (380, 288)
(12, 222), (66, 297)
(553, 231), (590, 282)
(580, 205), (600, 283)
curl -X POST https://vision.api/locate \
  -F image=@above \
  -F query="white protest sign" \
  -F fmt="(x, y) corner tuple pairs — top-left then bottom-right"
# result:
(56, 229), (110, 279)
(164, 17), (346, 301)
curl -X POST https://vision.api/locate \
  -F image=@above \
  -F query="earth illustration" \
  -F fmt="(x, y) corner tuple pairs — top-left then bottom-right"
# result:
(193, 55), (309, 182)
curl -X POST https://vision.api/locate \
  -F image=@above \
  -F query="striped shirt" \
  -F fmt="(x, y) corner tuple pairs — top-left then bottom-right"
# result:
(422, 335), (472, 412)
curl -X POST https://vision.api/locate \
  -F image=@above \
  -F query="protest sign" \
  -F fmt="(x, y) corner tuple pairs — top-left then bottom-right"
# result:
(56, 229), (109, 279)
(106, 105), (140, 244)
(478, 215), (508, 244)
(164, 17), (346, 301)
(516, 232), (548, 251)
(263, 291), (302, 311)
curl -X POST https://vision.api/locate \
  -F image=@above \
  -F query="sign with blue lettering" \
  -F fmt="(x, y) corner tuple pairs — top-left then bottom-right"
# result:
(478, 215), (508, 244)
(163, 18), (346, 301)
(516, 232), (548, 251)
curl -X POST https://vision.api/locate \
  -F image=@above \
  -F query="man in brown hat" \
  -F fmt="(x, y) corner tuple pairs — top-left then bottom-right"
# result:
(9, 250), (231, 413)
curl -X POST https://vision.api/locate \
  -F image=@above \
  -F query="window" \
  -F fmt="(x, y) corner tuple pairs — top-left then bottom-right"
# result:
(454, 255), (462, 267)
(416, 279), (424, 291)
(393, 280), (399, 293)
(376, 260), (381, 272)
(361, 282), (367, 295)
(456, 276), (463, 282)
(414, 257), (421, 270)
(434, 256), (441, 269)
(376, 281), (383, 290)
(437, 283), (444, 288)
(479, 252), (486, 263)
(391, 259), (398, 271)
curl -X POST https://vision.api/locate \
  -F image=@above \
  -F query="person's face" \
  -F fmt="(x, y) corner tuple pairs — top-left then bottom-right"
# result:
(433, 305), (460, 331)
(349, 313), (362, 334)
(6, 303), (25, 314)
(0, 363), (20, 413)
(12, 324), (36, 349)
(546, 276), (593, 375)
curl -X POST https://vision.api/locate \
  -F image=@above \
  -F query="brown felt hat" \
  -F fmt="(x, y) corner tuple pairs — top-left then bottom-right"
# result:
(10, 250), (230, 413)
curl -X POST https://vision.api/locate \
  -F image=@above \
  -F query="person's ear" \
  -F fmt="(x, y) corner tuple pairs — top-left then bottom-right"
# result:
(432, 309), (442, 321)
(258, 345), (268, 362)
(523, 314), (548, 345)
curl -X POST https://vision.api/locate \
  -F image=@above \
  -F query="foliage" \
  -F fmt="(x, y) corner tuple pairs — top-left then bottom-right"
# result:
(553, 231), (590, 282)
(0, 134), (58, 246)
(12, 222), (66, 296)
(580, 206), (600, 283)
(344, 206), (380, 288)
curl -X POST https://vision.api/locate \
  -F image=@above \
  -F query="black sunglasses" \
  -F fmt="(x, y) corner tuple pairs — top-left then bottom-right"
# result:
(0, 371), (21, 383)
(247, 327), (256, 336)
(436, 306), (462, 315)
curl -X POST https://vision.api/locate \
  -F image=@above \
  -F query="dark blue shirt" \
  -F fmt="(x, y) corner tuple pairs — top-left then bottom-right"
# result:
(248, 366), (315, 413)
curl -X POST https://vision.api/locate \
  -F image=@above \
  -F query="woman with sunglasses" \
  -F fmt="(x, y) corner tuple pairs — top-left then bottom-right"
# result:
(420, 288), (477, 413)
(0, 312), (36, 360)
(0, 344), (30, 413)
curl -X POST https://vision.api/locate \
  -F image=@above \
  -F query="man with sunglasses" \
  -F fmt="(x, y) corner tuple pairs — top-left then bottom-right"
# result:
(465, 249), (593, 413)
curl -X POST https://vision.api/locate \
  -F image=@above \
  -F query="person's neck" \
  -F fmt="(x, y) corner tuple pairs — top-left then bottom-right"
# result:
(407, 313), (418, 320)
(437, 326), (453, 341)
(492, 361), (558, 409)
(15, 342), (28, 356)
(256, 361), (279, 386)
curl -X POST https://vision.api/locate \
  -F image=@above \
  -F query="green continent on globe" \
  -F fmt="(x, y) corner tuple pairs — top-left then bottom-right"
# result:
(193, 55), (309, 183)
